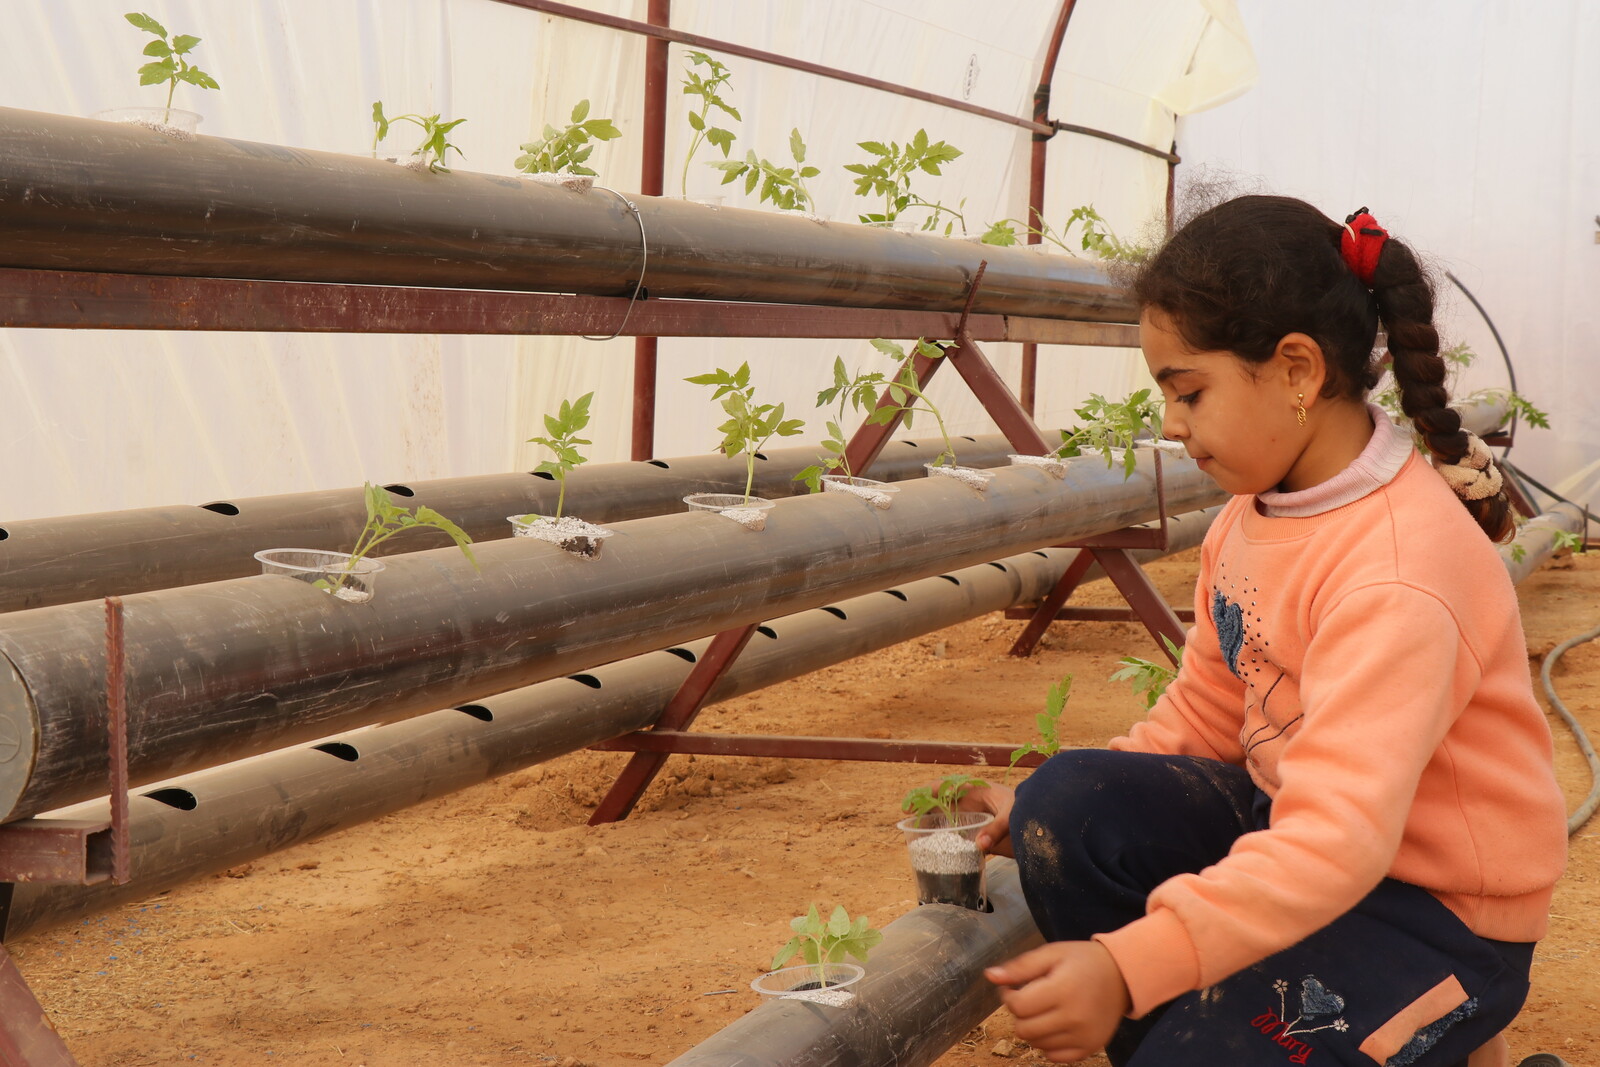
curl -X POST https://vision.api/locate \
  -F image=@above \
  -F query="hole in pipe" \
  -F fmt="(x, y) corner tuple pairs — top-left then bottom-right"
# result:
(569, 674), (603, 689)
(938, 575), (962, 586)
(897, 441), (921, 448)
(383, 483), (415, 498)
(0, 529), (9, 541)
(756, 625), (778, 639)
(821, 606), (848, 620)
(882, 589), (908, 601)
(144, 788), (197, 811)
(960, 435), (978, 442)
(313, 742), (360, 762)
(665, 647), (697, 663)
(199, 501), (240, 516)
(1033, 551), (1050, 558)
(457, 704), (494, 722)
(648, 460), (671, 469)
(530, 471), (554, 481)
(987, 562), (1009, 572)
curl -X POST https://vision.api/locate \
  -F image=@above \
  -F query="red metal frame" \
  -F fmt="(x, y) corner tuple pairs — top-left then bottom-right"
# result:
(590, 266), (1188, 819)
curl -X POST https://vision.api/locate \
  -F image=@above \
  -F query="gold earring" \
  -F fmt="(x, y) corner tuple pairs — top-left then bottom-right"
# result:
(1296, 393), (1307, 426)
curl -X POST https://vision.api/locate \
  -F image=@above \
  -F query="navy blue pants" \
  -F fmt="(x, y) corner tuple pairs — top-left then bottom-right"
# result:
(1010, 750), (1534, 1067)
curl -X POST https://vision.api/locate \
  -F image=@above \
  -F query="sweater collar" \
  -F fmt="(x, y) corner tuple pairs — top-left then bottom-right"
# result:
(1257, 404), (1414, 517)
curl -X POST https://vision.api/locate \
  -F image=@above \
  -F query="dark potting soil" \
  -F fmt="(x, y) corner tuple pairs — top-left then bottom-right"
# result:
(914, 869), (986, 911)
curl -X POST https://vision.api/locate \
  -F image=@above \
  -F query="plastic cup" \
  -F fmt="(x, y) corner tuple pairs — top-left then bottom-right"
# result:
(254, 548), (384, 604)
(897, 811), (994, 911)
(820, 475), (899, 509)
(923, 464), (994, 491)
(750, 963), (864, 1005)
(507, 514), (615, 559)
(92, 107), (202, 137)
(683, 493), (776, 531)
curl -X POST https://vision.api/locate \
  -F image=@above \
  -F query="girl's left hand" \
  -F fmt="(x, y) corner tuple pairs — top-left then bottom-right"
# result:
(985, 941), (1131, 1063)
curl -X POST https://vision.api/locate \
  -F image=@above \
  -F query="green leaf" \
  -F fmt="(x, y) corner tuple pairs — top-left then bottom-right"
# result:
(858, 140), (889, 156)
(125, 12), (167, 36)
(571, 98), (591, 123)
(686, 111), (705, 131)
(137, 61), (174, 85)
(176, 68), (220, 90)
(789, 127), (805, 163)
(142, 39), (172, 57)
(170, 33), (200, 54)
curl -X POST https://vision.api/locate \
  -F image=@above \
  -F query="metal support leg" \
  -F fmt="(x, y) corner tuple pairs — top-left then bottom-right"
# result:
(1008, 550), (1095, 657)
(0, 941), (77, 1067)
(588, 624), (759, 824)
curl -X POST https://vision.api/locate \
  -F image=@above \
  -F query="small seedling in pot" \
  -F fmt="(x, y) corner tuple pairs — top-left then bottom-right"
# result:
(1007, 675), (1070, 781)
(324, 483), (478, 597)
(680, 51), (740, 195)
(795, 357), (894, 493)
(902, 773), (988, 824)
(900, 773), (991, 910)
(770, 904), (882, 992)
(515, 100), (622, 178)
(981, 204), (1147, 263)
(525, 392), (593, 520)
(711, 129), (821, 213)
(371, 102), (467, 172)
(124, 12), (220, 126)
(847, 130), (965, 233)
(685, 363), (805, 503)
(866, 338), (958, 466)
(1371, 342), (1550, 450)
(1109, 635), (1185, 709)
(1053, 389), (1166, 478)
(510, 393), (615, 558)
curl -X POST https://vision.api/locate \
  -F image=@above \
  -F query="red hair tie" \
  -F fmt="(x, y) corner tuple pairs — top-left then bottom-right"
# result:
(1340, 207), (1389, 287)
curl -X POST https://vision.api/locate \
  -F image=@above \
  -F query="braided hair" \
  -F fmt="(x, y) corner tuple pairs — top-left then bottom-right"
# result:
(1130, 195), (1514, 541)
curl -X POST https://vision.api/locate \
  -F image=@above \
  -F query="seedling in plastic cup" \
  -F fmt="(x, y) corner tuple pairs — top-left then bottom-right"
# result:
(899, 774), (992, 910)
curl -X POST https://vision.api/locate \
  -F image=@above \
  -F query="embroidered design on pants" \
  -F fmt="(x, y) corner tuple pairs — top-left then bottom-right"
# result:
(1249, 977), (1350, 1063)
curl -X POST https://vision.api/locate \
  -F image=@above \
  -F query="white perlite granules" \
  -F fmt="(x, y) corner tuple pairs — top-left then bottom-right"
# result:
(926, 465), (993, 492)
(718, 506), (769, 531)
(1008, 454), (1069, 479)
(908, 831), (983, 875)
(116, 117), (194, 140)
(782, 988), (856, 1007)
(823, 479), (895, 509)
(515, 516), (608, 542)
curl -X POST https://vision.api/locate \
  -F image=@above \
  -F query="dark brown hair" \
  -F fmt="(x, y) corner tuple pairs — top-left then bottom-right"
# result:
(1131, 195), (1512, 541)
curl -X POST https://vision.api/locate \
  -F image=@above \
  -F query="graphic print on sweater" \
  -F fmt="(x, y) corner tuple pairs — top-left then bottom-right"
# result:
(1212, 561), (1300, 778)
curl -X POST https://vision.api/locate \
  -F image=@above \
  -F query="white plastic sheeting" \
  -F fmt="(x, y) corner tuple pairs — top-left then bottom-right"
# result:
(1177, 1), (1599, 511)
(1, 0), (1251, 521)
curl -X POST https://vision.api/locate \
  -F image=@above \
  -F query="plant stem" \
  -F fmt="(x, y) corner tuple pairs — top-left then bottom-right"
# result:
(556, 475), (567, 520)
(743, 452), (756, 504)
(681, 126), (704, 196)
(163, 76), (176, 125)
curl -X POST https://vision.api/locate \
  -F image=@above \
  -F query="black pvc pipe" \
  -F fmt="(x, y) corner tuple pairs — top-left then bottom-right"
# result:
(0, 108), (1135, 322)
(0, 432), (1020, 613)
(0, 460), (1226, 822)
(663, 859), (1042, 1067)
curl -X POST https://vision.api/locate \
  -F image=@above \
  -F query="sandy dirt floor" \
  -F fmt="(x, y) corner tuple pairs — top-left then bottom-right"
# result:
(11, 547), (1599, 1066)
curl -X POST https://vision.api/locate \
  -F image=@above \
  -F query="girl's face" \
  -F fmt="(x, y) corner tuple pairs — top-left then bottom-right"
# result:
(1140, 309), (1306, 496)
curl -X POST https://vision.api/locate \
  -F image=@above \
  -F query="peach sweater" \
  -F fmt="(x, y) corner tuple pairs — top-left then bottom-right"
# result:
(1095, 439), (1568, 1019)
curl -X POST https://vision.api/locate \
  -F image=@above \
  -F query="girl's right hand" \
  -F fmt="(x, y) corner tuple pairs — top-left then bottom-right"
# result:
(958, 783), (1015, 857)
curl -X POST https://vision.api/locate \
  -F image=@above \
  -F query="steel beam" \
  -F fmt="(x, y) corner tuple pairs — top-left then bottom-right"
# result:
(0, 109), (1135, 324)
(0, 432), (1020, 614)
(0, 462), (1225, 824)
(663, 859), (1041, 1067)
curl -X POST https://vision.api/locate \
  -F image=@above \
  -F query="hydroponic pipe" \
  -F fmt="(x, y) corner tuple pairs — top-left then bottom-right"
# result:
(1499, 504), (1586, 585)
(0, 432), (1020, 614)
(0, 108), (1133, 322)
(0, 516), (1221, 937)
(663, 859), (1042, 1067)
(0, 459), (1227, 823)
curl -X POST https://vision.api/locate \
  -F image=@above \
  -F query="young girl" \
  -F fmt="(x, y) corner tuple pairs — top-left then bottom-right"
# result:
(964, 196), (1568, 1067)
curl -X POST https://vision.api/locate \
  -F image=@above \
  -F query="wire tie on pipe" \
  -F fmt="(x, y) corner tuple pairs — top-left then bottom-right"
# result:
(580, 186), (649, 342)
